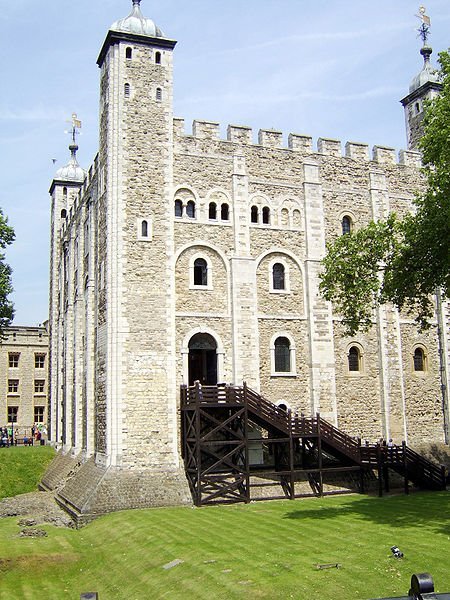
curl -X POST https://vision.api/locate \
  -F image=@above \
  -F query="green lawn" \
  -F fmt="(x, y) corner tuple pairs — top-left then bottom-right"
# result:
(0, 446), (55, 499)
(0, 490), (449, 599)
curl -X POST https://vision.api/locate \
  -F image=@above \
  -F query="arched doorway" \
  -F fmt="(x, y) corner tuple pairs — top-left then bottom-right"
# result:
(188, 333), (218, 386)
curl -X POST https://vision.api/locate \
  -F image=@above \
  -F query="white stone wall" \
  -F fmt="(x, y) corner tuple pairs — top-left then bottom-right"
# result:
(48, 24), (450, 493)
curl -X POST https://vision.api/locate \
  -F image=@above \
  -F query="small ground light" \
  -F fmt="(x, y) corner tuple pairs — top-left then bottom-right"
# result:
(391, 545), (404, 558)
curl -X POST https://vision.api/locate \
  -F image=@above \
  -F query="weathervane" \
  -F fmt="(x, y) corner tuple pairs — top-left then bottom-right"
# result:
(416, 6), (431, 46)
(65, 113), (82, 146)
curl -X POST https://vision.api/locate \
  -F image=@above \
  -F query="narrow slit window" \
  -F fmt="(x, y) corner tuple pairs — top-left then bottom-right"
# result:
(174, 199), (183, 217)
(126, 47), (132, 59)
(272, 263), (285, 290)
(348, 346), (361, 372)
(186, 200), (196, 218)
(251, 206), (258, 224)
(262, 206), (270, 224)
(156, 87), (162, 102)
(209, 202), (217, 220)
(193, 258), (208, 286)
(124, 83), (131, 98)
(274, 337), (291, 373)
(155, 51), (161, 64)
(141, 220), (148, 237)
(342, 215), (352, 235)
(414, 348), (425, 372)
(221, 203), (229, 221)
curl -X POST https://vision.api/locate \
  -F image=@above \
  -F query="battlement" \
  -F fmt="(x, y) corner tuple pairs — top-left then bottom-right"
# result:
(173, 118), (422, 167)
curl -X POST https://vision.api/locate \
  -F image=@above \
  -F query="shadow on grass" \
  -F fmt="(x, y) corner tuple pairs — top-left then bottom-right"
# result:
(283, 491), (450, 535)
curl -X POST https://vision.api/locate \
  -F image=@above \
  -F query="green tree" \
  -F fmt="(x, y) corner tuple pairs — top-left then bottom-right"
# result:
(319, 50), (450, 336)
(0, 209), (15, 333)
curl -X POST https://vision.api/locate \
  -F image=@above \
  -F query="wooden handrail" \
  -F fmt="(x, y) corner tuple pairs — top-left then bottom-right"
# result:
(180, 384), (446, 490)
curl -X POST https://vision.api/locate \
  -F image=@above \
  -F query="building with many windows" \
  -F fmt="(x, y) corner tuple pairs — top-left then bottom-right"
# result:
(0, 325), (48, 434)
(44, 1), (450, 520)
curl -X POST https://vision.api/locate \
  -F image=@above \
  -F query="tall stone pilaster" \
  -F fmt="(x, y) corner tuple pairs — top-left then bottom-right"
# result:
(303, 160), (337, 421)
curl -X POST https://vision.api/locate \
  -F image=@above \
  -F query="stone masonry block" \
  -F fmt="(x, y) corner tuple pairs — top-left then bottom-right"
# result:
(318, 138), (341, 157)
(345, 141), (369, 161)
(192, 120), (220, 140)
(258, 129), (283, 148)
(372, 145), (396, 164)
(173, 117), (185, 137)
(288, 134), (313, 152)
(398, 149), (422, 168)
(227, 124), (252, 144)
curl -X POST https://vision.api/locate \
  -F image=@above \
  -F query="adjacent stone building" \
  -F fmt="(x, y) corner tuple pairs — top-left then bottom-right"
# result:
(45, 1), (450, 519)
(0, 325), (49, 433)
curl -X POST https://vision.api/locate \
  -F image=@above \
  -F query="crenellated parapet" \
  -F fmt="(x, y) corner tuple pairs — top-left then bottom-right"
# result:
(173, 118), (422, 167)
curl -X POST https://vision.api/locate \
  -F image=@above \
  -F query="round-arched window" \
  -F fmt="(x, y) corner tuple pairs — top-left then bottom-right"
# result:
(274, 337), (291, 372)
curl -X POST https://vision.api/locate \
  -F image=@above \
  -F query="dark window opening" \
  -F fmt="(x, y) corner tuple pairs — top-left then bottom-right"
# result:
(273, 263), (285, 290)
(193, 258), (208, 286)
(188, 333), (217, 386)
(61, 209), (67, 219)
(8, 353), (19, 368)
(186, 200), (196, 218)
(156, 87), (162, 101)
(34, 380), (45, 393)
(124, 83), (131, 97)
(126, 47), (132, 59)
(262, 206), (270, 224)
(141, 220), (148, 237)
(35, 354), (46, 369)
(175, 199), (183, 217)
(251, 206), (258, 223)
(155, 51), (161, 64)
(414, 348), (425, 371)
(342, 215), (352, 235)
(275, 337), (291, 372)
(7, 406), (18, 423)
(8, 379), (19, 393)
(348, 346), (360, 372)
(34, 406), (45, 423)
(221, 203), (229, 221)
(209, 202), (217, 220)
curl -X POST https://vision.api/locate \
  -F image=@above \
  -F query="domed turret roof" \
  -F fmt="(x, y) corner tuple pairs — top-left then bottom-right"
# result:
(409, 46), (440, 93)
(55, 145), (86, 183)
(111, 0), (165, 38)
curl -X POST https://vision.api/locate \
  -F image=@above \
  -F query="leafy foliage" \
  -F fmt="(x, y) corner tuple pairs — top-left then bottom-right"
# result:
(320, 50), (450, 335)
(0, 208), (15, 333)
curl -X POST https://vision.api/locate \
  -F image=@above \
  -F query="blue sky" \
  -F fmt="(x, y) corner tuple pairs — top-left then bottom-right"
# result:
(1, 0), (449, 325)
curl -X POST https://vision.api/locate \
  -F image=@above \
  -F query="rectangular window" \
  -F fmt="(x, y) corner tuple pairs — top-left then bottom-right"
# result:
(8, 379), (19, 393)
(35, 354), (46, 369)
(34, 406), (45, 423)
(7, 406), (18, 423)
(34, 380), (45, 394)
(8, 353), (19, 368)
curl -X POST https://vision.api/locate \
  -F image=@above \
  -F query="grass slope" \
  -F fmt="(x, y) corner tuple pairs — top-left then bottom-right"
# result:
(0, 491), (449, 599)
(0, 446), (55, 499)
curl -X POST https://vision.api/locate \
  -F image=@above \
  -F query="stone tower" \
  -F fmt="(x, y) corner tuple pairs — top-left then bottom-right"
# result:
(401, 38), (442, 149)
(48, 130), (86, 450)
(45, 1), (190, 521)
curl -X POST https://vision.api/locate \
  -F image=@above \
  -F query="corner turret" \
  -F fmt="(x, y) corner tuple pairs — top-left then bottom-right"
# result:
(400, 7), (442, 150)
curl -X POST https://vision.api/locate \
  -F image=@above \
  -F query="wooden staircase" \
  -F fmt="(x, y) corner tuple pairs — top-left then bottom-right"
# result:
(180, 383), (446, 506)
